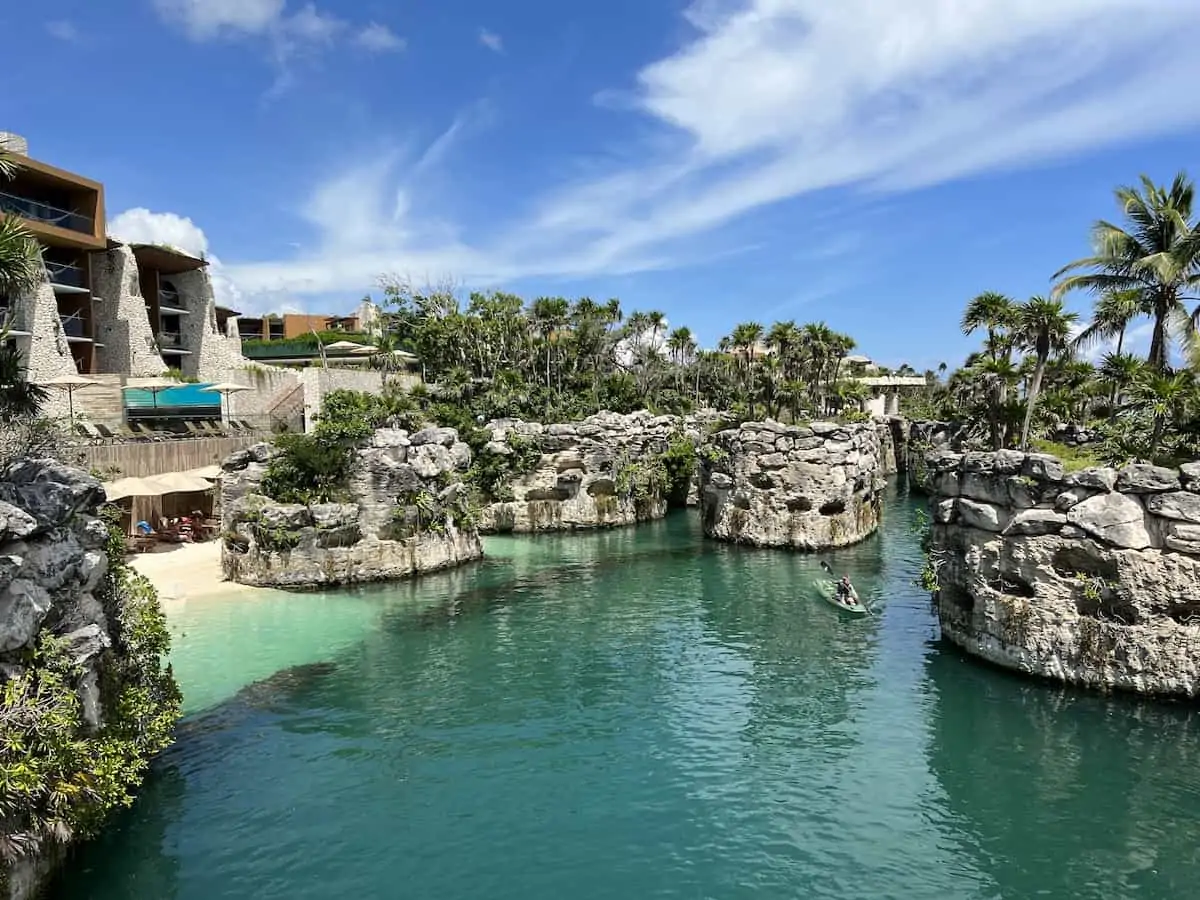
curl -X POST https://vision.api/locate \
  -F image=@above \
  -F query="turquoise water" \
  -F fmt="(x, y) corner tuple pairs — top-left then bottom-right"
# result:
(52, 484), (1200, 898)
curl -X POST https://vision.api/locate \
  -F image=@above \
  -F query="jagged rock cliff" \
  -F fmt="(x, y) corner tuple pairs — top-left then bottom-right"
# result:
(221, 429), (483, 587)
(924, 450), (1200, 697)
(0, 460), (178, 899)
(475, 411), (714, 533)
(699, 420), (886, 549)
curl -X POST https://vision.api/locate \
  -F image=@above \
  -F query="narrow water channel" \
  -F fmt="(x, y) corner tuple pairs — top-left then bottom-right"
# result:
(52, 483), (1200, 899)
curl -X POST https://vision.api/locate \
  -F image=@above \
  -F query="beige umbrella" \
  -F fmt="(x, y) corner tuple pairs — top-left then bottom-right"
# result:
(147, 472), (214, 494)
(185, 465), (221, 480)
(40, 373), (100, 422)
(348, 344), (379, 355)
(103, 476), (171, 502)
(323, 340), (365, 352)
(201, 381), (253, 422)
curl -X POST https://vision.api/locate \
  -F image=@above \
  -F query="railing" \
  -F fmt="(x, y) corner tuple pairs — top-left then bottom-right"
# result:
(45, 260), (86, 288)
(159, 285), (183, 307)
(0, 190), (93, 235)
(157, 331), (182, 347)
(60, 314), (87, 338)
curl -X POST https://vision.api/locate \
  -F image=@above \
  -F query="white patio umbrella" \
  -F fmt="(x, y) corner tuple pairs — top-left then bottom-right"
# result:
(127, 377), (178, 412)
(323, 340), (365, 352)
(147, 472), (214, 494)
(348, 344), (379, 355)
(185, 465), (221, 480)
(39, 373), (100, 423)
(201, 381), (253, 423)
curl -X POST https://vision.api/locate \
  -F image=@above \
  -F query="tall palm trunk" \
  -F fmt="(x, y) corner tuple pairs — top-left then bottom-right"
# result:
(1149, 296), (1170, 371)
(1020, 354), (1049, 450)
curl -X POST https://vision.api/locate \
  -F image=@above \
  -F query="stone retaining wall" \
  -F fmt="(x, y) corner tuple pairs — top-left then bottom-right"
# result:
(699, 420), (886, 549)
(924, 449), (1200, 697)
(220, 429), (483, 587)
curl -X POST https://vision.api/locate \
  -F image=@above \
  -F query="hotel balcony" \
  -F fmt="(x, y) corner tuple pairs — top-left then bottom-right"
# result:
(157, 331), (191, 354)
(0, 190), (94, 237)
(44, 259), (90, 292)
(60, 313), (92, 341)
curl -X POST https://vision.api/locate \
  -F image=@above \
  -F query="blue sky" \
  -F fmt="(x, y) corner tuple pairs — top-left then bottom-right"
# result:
(5, 0), (1200, 371)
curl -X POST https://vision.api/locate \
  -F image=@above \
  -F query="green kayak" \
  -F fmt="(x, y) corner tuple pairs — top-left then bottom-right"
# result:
(815, 579), (869, 617)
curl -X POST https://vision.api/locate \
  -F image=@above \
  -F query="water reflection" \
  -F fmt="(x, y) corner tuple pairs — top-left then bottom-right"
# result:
(925, 647), (1200, 899)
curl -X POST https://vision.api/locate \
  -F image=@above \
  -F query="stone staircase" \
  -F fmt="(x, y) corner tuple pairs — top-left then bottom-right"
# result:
(266, 382), (305, 433)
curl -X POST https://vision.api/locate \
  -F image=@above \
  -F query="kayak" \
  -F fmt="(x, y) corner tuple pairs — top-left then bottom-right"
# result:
(815, 579), (869, 616)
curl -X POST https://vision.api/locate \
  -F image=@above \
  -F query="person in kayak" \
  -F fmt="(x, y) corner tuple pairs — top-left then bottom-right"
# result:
(836, 575), (855, 606)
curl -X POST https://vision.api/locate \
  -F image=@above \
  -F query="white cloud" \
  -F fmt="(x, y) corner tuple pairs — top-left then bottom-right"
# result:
(153, 0), (400, 86)
(479, 29), (503, 53)
(212, 1), (1200, 301)
(357, 23), (405, 53)
(46, 20), (81, 42)
(107, 208), (252, 311)
(152, 0), (288, 40)
(109, 208), (209, 257)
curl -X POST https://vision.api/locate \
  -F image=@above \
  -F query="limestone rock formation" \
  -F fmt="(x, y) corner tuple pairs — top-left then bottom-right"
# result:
(924, 450), (1200, 697)
(220, 430), (483, 587)
(699, 420), (886, 549)
(476, 411), (716, 533)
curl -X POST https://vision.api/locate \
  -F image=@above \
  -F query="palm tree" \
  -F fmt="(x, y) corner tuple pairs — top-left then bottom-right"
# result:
(729, 322), (764, 417)
(1097, 351), (1144, 408)
(1071, 289), (1143, 357)
(0, 332), (47, 422)
(1054, 173), (1200, 370)
(0, 151), (43, 304)
(1129, 368), (1196, 459)
(961, 292), (1018, 361)
(1015, 296), (1078, 449)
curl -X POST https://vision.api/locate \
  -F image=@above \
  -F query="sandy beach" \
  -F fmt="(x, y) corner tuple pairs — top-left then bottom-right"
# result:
(128, 541), (257, 604)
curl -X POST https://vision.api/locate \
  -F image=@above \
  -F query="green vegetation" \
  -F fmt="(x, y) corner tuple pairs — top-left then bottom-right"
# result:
(0, 151), (43, 303)
(1030, 439), (1103, 473)
(378, 280), (867, 423)
(469, 433), (543, 502)
(164, 367), (199, 384)
(0, 509), (181, 874)
(260, 389), (417, 504)
(240, 330), (384, 353)
(918, 171), (1200, 467)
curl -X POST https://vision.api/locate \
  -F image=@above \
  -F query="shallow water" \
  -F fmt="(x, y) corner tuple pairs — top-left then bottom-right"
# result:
(53, 483), (1200, 898)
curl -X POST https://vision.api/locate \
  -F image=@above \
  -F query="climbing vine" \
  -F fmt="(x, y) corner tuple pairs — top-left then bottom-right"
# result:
(0, 508), (181, 877)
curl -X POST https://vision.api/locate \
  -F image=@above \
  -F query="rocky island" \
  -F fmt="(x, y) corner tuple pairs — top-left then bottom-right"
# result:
(699, 420), (887, 549)
(922, 449), (1200, 697)
(221, 426), (483, 588)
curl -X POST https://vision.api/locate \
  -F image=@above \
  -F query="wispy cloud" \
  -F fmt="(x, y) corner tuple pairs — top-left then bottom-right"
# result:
(153, 0), (401, 88)
(478, 28), (503, 53)
(45, 20), (81, 43)
(356, 22), (405, 53)
(212, 1), (1200, 299)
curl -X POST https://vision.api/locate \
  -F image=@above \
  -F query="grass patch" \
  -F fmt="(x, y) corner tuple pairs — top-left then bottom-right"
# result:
(1031, 439), (1103, 473)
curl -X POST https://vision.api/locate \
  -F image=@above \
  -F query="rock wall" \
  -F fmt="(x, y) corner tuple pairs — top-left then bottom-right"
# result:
(475, 411), (713, 534)
(220, 428), (483, 587)
(699, 420), (886, 549)
(876, 417), (908, 476)
(169, 267), (248, 381)
(924, 450), (1200, 697)
(907, 420), (969, 489)
(11, 266), (79, 419)
(90, 246), (169, 378)
(0, 459), (177, 898)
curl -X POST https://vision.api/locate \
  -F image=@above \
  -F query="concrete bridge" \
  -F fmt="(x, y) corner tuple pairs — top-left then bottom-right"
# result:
(853, 376), (928, 417)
